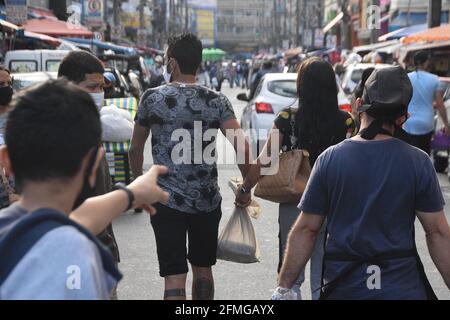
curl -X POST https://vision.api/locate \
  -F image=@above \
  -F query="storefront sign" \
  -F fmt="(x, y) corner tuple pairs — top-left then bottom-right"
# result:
(5, 0), (27, 25)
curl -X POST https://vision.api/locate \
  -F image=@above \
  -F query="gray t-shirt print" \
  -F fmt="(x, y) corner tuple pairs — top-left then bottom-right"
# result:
(136, 84), (236, 214)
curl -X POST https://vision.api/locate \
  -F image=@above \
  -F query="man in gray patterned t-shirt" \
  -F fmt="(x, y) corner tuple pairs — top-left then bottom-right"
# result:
(129, 34), (252, 301)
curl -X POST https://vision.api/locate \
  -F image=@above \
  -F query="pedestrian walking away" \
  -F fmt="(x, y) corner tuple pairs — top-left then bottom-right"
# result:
(129, 33), (252, 301)
(273, 66), (450, 300)
(404, 51), (450, 154)
(236, 57), (357, 300)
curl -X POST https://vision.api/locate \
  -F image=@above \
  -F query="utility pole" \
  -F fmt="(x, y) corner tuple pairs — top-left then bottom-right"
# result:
(428, 0), (442, 28)
(302, 0), (306, 47)
(273, 0), (278, 49)
(340, 0), (351, 50)
(111, 0), (121, 41)
(296, 0), (300, 47)
(113, 0), (120, 27)
(138, 0), (147, 46)
(370, 0), (380, 44)
(49, 0), (67, 21)
(288, 0), (292, 47)
(184, 0), (189, 32)
(283, 0), (287, 44)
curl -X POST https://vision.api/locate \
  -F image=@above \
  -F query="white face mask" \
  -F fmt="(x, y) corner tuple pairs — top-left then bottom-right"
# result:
(90, 92), (104, 111)
(163, 65), (172, 84)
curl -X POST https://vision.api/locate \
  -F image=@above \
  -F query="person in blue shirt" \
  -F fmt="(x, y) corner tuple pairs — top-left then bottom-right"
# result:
(0, 80), (169, 299)
(272, 67), (450, 300)
(404, 51), (450, 154)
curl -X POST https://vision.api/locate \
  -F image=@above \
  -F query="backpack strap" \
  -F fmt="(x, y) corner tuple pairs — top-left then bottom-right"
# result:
(0, 208), (122, 285)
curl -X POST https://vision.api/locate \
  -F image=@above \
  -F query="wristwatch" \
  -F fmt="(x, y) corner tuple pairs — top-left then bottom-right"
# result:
(112, 183), (135, 211)
(240, 186), (251, 194)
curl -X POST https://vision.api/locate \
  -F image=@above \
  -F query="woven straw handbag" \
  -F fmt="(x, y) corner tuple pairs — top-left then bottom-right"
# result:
(254, 108), (311, 203)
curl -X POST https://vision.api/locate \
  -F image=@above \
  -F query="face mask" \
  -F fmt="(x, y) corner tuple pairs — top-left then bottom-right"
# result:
(90, 92), (104, 112)
(163, 64), (172, 84)
(0, 86), (13, 106)
(72, 148), (98, 211)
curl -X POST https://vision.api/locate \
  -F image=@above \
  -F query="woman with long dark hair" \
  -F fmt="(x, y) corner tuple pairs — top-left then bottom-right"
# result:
(236, 57), (356, 299)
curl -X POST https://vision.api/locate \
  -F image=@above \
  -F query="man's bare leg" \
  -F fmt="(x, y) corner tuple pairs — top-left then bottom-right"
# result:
(192, 266), (214, 300)
(164, 274), (187, 300)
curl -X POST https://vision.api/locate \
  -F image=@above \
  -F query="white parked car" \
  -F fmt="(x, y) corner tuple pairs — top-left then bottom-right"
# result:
(341, 63), (391, 96)
(238, 73), (351, 154)
(12, 72), (57, 92)
(5, 50), (70, 74)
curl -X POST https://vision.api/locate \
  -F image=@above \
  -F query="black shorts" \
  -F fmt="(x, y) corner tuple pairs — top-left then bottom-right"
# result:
(406, 131), (433, 155)
(150, 203), (222, 277)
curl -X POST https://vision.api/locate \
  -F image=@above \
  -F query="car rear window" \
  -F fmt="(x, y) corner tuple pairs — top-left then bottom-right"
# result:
(9, 60), (37, 73)
(46, 60), (61, 72)
(350, 69), (364, 83)
(267, 80), (297, 98)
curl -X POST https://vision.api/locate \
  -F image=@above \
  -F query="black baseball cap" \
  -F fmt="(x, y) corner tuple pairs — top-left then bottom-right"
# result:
(358, 66), (413, 119)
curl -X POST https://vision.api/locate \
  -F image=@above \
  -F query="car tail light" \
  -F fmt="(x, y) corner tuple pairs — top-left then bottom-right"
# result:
(339, 104), (352, 112)
(255, 102), (274, 113)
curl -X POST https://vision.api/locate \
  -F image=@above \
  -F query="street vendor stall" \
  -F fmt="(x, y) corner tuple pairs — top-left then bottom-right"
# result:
(398, 40), (450, 76)
(103, 97), (138, 185)
(63, 38), (137, 56)
(378, 23), (428, 42)
(402, 25), (450, 45)
(1, 18), (77, 55)
(353, 39), (400, 57)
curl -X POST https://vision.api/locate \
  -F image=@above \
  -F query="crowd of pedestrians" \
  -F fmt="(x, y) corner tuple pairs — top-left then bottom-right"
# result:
(0, 33), (449, 300)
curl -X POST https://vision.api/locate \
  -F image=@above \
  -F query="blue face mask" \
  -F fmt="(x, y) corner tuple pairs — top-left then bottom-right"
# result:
(163, 64), (172, 84)
(89, 92), (104, 111)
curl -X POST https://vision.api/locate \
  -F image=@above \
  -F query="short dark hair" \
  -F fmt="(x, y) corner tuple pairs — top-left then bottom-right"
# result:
(5, 79), (101, 188)
(263, 61), (273, 70)
(58, 51), (104, 83)
(167, 33), (203, 75)
(413, 51), (431, 67)
(0, 65), (11, 75)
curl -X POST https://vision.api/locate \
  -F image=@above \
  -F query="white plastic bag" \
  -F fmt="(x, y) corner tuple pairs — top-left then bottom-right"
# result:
(228, 177), (260, 219)
(217, 178), (261, 264)
(100, 105), (133, 142)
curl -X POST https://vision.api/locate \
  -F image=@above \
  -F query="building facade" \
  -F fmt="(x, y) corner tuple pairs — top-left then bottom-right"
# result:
(216, 0), (273, 52)
(216, 0), (324, 53)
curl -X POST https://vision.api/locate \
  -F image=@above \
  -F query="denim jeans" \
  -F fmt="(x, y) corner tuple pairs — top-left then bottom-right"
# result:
(278, 202), (325, 300)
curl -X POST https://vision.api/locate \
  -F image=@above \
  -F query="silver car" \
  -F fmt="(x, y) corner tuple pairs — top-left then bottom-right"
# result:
(238, 72), (351, 155)
(238, 73), (298, 154)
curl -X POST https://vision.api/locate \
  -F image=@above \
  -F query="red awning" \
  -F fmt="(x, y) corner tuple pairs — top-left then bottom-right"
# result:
(22, 19), (93, 39)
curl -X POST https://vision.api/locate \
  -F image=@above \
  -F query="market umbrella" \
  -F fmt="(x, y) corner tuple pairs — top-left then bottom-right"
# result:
(203, 48), (226, 61)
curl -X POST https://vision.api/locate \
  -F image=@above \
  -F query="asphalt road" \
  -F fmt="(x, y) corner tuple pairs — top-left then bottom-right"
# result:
(113, 85), (450, 300)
